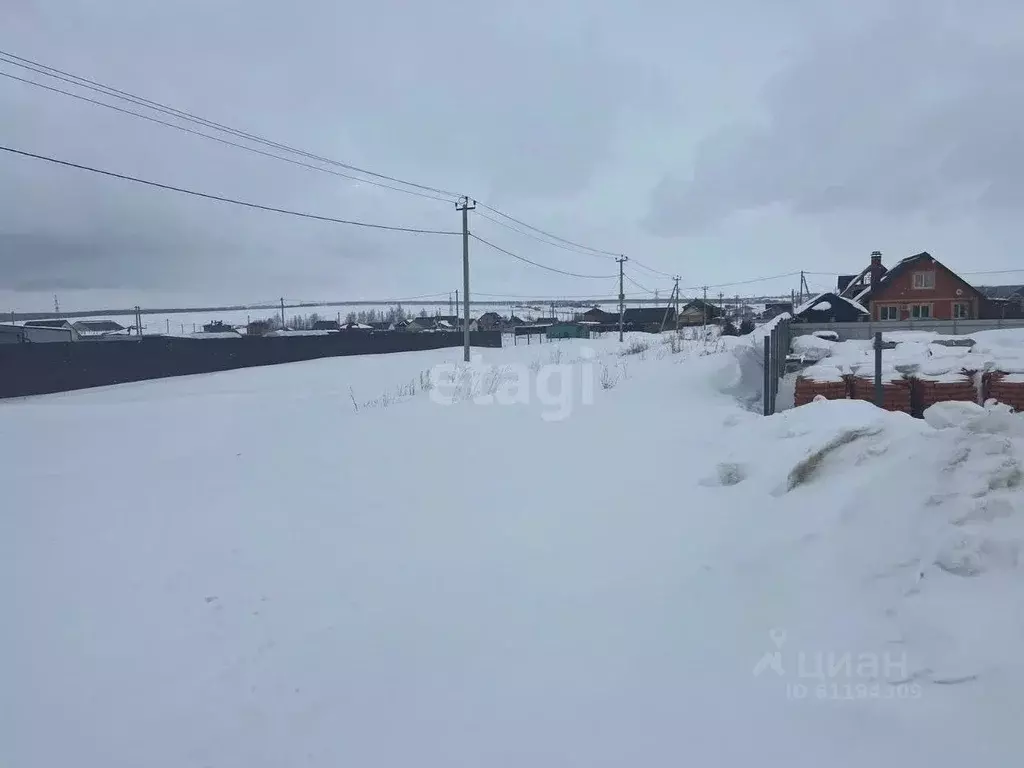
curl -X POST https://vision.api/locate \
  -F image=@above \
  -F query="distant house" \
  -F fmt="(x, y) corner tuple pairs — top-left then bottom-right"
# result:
(73, 319), (127, 337)
(247, 319), (274, 336)
(202, 321), (238, 334)
(311, 319), (340, 331)
(508, 315), (526, 326)
(532, 317), (557, 326)
(24, 318), (80, 341)
(579, 307), (614, 324)
(476, 312), (503, 331)
(978, 285), (1024, 320)
(845, 251), (986, 321)
(0, 323), (26, 344)
(367, 321), (391, 331)
(546, 321), (590, 340)
(340, 322), (373, 331)
(407, 317), (436, 332)
(978, 285), (1024, 300)
(678, 300), (722, 326)
(762, 302), (793, 320)
(622, 307), (677, 331)
(792, 292), (869, 323)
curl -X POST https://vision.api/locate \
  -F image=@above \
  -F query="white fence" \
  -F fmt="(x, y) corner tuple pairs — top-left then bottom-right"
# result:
(790, 318), (1024, 340)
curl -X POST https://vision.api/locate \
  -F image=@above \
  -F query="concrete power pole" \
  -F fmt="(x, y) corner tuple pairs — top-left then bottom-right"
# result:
(674, 276), (681, 331)
(457, 195), (476, 363)
(702, 286), (708, 335)
(280, 297), (286, 329)
(617, 255), (628, 342)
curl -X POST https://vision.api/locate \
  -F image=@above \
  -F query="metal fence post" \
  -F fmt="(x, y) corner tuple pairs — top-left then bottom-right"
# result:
(874, 331), (883, 407)
(763, 335), (771, 416)
(771, 328), (778, 412)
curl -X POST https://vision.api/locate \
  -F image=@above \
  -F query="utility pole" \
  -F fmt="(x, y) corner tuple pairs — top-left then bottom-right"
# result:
(617, 255), (628, 342)
(280, 297), (286, 329)
(53, 294), (60, 316)
(457, 195), (476, 363)
(455, 289), (459, 320)
(702, 286), (708, 335)
(674, 276), (681, 331)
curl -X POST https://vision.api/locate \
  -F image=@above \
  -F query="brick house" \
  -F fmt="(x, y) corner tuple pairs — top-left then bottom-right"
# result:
(840, 251), (984, 321)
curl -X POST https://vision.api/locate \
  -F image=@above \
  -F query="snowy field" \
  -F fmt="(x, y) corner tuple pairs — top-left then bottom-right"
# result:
(4, 330), (1024, 766)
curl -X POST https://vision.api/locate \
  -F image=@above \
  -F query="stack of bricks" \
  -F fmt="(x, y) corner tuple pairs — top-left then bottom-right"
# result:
(849, 374), (912, 413)
(912, 371), (979, 414)
(988, 372), (1024, 411)
(794, 368), (848, 407)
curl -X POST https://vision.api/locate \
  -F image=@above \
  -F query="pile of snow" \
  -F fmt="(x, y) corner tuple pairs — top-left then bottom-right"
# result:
(792, 334), (836, 362)
(5, 332), (1024, 765)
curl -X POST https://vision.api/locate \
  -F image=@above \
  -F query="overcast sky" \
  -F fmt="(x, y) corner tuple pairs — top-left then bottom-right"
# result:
(2, 0), (1023, 312)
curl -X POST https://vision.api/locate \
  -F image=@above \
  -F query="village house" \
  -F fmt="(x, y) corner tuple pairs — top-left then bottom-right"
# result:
(23, 318), (80, 341)
(476, 312), (503, 331)
(840, 251), (985, 321)
(792, 293), (869, 323)
(678, 300), (723, 326)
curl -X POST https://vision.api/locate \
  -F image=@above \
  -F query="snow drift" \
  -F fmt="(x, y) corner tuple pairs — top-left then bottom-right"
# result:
(4, 333), (1024, 767)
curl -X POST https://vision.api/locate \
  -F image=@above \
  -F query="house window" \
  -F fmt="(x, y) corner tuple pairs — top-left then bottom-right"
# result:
(912, 271), (936, 289)
(911, 304), (931, 319)
(953, 302), (970, 319)
(878, 305), (900, 320)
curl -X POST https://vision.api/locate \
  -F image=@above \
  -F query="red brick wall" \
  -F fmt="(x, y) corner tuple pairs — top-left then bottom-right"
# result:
(870, 256), (980, 321)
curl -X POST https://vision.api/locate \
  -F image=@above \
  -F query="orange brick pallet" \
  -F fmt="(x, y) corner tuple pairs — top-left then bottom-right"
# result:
(988, 372), (1024, 412)
(794, 375), (848, 407)
(849, 375), (912, 413)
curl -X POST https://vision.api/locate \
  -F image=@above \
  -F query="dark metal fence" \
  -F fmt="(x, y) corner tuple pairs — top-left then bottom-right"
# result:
(762, 318), (791, 416)
(0, 330), (502, 399)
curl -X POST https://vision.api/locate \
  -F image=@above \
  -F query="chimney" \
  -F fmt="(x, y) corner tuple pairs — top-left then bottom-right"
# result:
(869, 251), (883, 290)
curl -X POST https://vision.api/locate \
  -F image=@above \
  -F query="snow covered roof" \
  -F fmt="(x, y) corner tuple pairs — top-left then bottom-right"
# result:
(793, 293), (869, 317)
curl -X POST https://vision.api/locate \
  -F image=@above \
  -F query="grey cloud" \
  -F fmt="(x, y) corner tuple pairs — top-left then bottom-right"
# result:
(645, 2), (1024, 236)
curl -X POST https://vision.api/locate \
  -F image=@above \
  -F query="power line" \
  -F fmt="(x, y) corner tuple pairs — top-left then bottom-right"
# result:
(475, 209), (616, 260)
(0, 49), (627, 259)
(475, 203), (620, 259)
(0, 68), (452, 203)
(684, 271), (801, 291)
(624, 274), (657, 294)
(0, 145), (460, 235)
(0, 49), (463, 202)
(469, 234), (618, 279)
(630, 259), (675, 278)
(961, 268), (1024, 276)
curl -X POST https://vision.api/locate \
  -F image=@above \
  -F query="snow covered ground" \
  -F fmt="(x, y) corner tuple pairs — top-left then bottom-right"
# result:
(4, 331), (1024, 766)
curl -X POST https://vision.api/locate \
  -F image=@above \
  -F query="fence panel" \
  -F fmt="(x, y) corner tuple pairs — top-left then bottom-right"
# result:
(0, 331), (502, 399)
(790, 318), (1024, 340)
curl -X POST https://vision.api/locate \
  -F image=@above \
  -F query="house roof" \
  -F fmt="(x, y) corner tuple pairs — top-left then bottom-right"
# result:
(24, 319), (72, 328)
(622, 307), (675, 324)
(793, 292), (869, 317)
(680, 299), (721, 314)
(73, 319), (125, 332)
(862, 251), (983, 303)
(839, 262), (889, 300)
(978, 284), (1024, 299)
